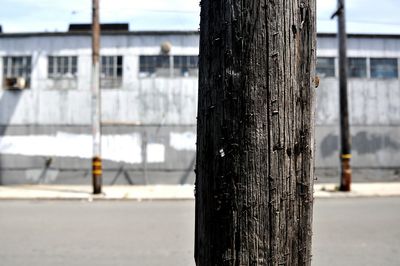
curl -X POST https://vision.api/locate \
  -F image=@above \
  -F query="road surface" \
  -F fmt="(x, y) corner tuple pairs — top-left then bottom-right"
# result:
(0, 198), (399, 266)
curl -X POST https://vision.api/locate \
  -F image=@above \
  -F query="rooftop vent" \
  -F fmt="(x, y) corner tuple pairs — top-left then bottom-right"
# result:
(68, 23), (129, 32)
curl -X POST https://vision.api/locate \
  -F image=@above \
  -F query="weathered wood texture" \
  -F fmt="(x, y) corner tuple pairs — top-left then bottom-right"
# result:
(195, 1), (316, 265)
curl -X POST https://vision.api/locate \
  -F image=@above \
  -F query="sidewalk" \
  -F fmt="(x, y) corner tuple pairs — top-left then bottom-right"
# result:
(0, 183), (400, 200)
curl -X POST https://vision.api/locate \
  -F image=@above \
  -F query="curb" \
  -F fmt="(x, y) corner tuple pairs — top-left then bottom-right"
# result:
(314, 183), (400, 198)
(0, 183), (399, 201)
(0, 185), (195, 201)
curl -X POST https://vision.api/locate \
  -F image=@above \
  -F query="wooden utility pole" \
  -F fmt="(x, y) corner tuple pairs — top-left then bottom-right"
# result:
(91, 0), (102, 194)
(332, 0), (352, 191)
(195, 1), (316, 265)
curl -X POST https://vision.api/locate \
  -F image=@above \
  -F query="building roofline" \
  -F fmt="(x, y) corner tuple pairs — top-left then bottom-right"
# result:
(0, 30), (399, 39)
(317, 32), (400, 39)
(68, 23), (129, 32)
(0, 30), (200, 38)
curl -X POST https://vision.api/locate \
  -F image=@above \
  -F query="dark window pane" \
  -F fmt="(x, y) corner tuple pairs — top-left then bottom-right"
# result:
(316, 57), (335, 77)
(139, 58), (144, 70)
(139, 56), (147, 72)
(71, 57), (78, 74)
(48, 57), (54, 75)
(173, 55), (198, 77)
(101, 57), (107, 67)
(117, 56), (123, 66)
(348, 58), (367, 78)
(63, 57), (69, 74)
(139, 55), (170, 77)
(173, 56), (181, 66)
(370, 58), (398, 78)
(117, 66), (123, 77)
(56, 57), (62, 71)
(3, 58), (7, 75)
(101, 56), (109, 76)
(189, 56), (198, 66)
(156, 55), (169, 68)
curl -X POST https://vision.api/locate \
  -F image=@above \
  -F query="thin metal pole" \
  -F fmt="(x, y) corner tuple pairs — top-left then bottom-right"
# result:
(92, 0), (102, 194)
(334, 0), (352, 191)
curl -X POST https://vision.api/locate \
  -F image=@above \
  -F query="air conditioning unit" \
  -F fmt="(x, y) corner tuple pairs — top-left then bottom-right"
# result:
(4, 77), (27, 90)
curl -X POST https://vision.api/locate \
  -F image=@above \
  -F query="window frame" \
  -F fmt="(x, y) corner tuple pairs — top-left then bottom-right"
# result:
(173, 55), (199, 77)
(347, 57), (367, 78)
(2, 55), (32, 88)
(100, 55), (123, 88)
(48, 55), (78, 79)
(139, 55), (199, 78)
(370, 58), (399, 79)
(139, 55), (171, 78)
(316, 57), (336, 78)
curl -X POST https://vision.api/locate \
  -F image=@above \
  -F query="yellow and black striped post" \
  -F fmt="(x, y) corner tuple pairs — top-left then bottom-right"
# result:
(92, 156), (102, 194)
(341, 154), (352, 191)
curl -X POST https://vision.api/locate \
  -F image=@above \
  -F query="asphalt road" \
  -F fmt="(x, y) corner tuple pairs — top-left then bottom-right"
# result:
(0, 198), (399, 266)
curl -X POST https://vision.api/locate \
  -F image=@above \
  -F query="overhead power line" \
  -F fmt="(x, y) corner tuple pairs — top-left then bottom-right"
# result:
(318, 18), (400, 26)
(72, 8), (199, 15)
(70, 7), (400, 25)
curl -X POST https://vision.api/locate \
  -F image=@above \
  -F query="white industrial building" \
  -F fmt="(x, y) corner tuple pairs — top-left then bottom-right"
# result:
(0, 25), (399, 184)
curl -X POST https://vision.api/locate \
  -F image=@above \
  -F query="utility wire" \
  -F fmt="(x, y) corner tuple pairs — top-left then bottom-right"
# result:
(318, 18), (400, 26)
(73, 9), (400, 26)
(72, 8), (199, 14)
(74, 9), (400, 26)
(72, 6), (400, 25)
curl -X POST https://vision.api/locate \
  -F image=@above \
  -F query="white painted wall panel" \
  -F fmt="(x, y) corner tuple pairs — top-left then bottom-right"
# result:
(0, 33), (399, 127)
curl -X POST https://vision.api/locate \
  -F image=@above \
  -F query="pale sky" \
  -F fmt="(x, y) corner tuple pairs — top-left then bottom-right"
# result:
(0, 0), (399, 34)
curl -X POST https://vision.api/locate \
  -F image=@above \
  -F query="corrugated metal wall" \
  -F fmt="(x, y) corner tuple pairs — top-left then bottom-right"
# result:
(0, 32), (399, 184)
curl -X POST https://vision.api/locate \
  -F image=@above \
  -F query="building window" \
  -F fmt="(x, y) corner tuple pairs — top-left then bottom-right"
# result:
(139, 55), (199, 78)
(348, 58), (367, 78)
(370, 58), (398, 78)
(48, 56), (78, 78)
(316, 57), (335, 78)
(173, 56), (198, 77)
(139, 55), (170, 77)
(101, 56), (123, 88)
(3, 56), (32, 88)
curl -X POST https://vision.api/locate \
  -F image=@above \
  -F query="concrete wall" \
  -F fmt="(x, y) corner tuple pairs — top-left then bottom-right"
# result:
(0, 33), (399, 184)
(0, 125), (196, 185)
(315, 79), (400, 182)
(315, 35), (400, 181)
(0, 33), (199, 184)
